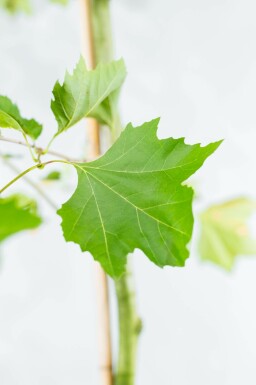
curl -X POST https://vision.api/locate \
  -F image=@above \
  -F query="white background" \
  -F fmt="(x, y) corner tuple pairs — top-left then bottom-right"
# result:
(0, 0), (256, 384)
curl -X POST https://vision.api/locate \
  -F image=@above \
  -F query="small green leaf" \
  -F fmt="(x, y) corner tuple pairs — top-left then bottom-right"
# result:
(51, 57), (126, 135)
(0, 96), (42, 140)
(42, 171), (61, 181)
(58, 119), (221, 277)
(199, 198), (256, 270)
(0, 194), (42, 242)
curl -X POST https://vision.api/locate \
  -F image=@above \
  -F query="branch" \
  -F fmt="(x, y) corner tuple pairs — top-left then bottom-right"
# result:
(114, 263), (142, 385)
(2, 156), (58, 210)
(0, 159), (70, 194)
(0, 135), (85, 163)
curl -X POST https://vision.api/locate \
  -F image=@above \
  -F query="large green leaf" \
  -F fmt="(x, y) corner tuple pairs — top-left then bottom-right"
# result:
(51, 57), (126, 135)
(0, 96), (42, 140)
(199, 198), (256, 270)
(58, 119), (221, 277)
(0, 194), (42, 242)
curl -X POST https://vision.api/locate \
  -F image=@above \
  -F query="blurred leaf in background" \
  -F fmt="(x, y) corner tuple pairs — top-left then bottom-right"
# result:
(0, 0), (68, 13)
(50, 0), (68, 5)
(199, 198), (256, 270)
(0, 194), (41, 242)
(0, 0), (31, 14)
(42, 170), (61, 182)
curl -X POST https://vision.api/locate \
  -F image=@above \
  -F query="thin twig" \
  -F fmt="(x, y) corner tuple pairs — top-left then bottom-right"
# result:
(0, 159), (70, 194)
(2, 156), (58, 210)
(0, 135), (85, 163)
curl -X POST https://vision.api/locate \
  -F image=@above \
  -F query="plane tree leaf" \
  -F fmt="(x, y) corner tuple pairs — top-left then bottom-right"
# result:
(58, 119), (221, 277)
(0, 194), (42, 242)
(199, 198), (256, 270)
(91, 87), (122, 131)
(51, 57), (126, 136)
(0, 96), (42, 140)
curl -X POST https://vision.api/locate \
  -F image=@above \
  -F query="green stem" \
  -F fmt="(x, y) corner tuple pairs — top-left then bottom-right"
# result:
(0, 164), (39, 193)
(22, 132), (37, 162)
(0, 135), (83, 162)
(2, 156), (58, 209)
(0, 159), (70, 194)
(114, 266), (142, 385)
(92, 0), (122, 140)
(92, 0), (113, 63)
(91, 2), (142, 384)
(45, 134), (57, 154)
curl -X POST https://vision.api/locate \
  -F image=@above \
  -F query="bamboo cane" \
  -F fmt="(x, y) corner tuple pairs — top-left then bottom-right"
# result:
(79, 1), (113, 384)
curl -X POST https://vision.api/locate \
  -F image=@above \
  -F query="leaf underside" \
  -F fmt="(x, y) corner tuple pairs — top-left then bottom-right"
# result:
(58, 119), (221, 277)
(199, 198), (256, 270)
(0, 194), (42, 242)
(51, 57), (126, 135)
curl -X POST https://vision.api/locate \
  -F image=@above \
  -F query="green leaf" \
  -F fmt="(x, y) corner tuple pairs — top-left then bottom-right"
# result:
(58, 119), (221, 277)
(42, 171), (61, 181)
(0, 96), (42, 140)
(199, 198), (256, 270)
(51, 57), (126, 135)
(0, 194), (42, 242)
(50, 0), (68, 5)
(0, 0), (31, 13)
(91, 86), (122, 131)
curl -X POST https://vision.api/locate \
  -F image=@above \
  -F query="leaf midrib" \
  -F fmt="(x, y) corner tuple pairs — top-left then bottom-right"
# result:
(84, 156), (201, 175)
(61, 68), (123, 131)
(85, 173), (115, 276)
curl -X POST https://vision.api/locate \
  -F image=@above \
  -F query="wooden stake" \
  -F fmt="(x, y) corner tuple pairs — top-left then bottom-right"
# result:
(79, 0), (101, 156)
(79, 1), (113, 384)
(94, 263), (114, 385)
